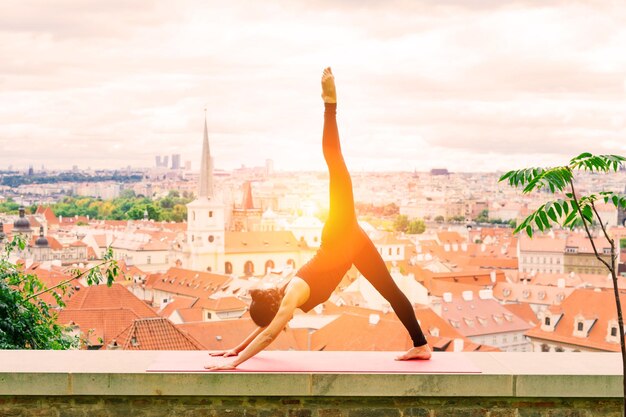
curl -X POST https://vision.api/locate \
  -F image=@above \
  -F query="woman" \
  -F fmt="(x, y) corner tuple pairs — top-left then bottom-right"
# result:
(205, 68), (431, 370)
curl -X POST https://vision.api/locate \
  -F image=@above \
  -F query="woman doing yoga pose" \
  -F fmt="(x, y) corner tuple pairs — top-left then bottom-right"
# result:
(205, 68), (431, 370)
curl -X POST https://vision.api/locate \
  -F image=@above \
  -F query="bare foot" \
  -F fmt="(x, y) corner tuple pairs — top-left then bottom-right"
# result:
(395, 344), (432, 361)
(321, 67), (336, 103)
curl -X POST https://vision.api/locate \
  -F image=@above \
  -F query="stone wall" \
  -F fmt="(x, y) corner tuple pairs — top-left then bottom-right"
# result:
(0, 396), (622, 416)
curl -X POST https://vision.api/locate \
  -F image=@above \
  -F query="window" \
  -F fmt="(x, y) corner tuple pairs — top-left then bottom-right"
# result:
(388, 248), (392, 256)
(208, 235), (214, 243)
(147, 256), (151, 264)
(244, 260), (254, 276)
(396, 247), (400, 255)
(555, 346), (564, 352)
(577, 322), (583, 331)
(541, 344), (550, 352)
(224, 262), (233, 274)
(209, 211), (213, 218)
(206, 312), (212, 320)
(192, 211), (196, 221)
(611, 327), (618, 337)
(545, 317), (551, 326)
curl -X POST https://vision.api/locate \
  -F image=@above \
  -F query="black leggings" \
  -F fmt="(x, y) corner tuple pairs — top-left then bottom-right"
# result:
(321, 103), (427, 348)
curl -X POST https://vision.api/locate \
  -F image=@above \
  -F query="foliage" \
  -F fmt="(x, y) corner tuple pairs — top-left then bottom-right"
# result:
(356, 202), (399, 218)
(621, 238), (626, 250)
(474, 209), (489, 223)
(406, 218), (426, 234)
(434, 215), (444, 223)
(0, 198), (20, 214)
(447, 215), (466, 223)
(394, 215), (426, 234)
(0, 172), (142, 188)
(393, 215), (410, 232)
(0, 237), (119, 349)
(22, 191), (194, 223)
(500, 153), (626, 238)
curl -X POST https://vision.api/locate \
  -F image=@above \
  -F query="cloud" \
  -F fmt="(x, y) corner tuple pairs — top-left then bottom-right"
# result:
(0, 0), (625, 172)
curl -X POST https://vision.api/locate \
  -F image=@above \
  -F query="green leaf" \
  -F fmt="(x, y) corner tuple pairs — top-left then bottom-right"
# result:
(582, 205), (593, 222)
(539, 210), (550, 229)
(554, 202), (563, 217)
(526, 225), (533, 238)
(564, 211), (578, 227)
(547, 207), (558, 222)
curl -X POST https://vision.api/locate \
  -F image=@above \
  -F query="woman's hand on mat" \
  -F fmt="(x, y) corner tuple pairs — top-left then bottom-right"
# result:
(209, 349), (238, 357)
(395, 344), (432, 361)
(203, 362), (237, 371)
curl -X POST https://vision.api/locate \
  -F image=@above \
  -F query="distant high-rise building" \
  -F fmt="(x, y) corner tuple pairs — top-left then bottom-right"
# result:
(155, 156), (162, 167)
(185, 160), (192, 170)
(28, 165), (34, 176)
(265, 159), (274, 177)
(162, 155), (169, 168)
(172, 154), (181, 170)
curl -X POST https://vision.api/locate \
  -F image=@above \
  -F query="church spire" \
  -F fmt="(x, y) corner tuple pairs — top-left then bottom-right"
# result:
(198, 109), (213, 199)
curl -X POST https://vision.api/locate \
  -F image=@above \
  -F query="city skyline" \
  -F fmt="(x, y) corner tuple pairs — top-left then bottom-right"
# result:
(1, 1), (625, 172)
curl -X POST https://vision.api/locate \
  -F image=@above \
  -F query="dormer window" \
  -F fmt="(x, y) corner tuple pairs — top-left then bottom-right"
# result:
(603, 248), (611, 255)
(545, 317), (551, 326)
(607, 320), (620, 343)
(577, 322), (583, 331)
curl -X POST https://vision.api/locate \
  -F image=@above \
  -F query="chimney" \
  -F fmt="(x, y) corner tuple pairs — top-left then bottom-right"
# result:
(453, 338), (464, 352)
(462, 291), (473, 301)
(368, 314), (380, 325)
(490, 271), (497, 283)
(443, 292), (453, 303)
(479, 289), (493, 300)
(557, 278), (565, 288)
(444, 244), (450, 252)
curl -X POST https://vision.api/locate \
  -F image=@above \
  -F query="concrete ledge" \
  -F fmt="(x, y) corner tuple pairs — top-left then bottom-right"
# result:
(0, 350), (622, 398)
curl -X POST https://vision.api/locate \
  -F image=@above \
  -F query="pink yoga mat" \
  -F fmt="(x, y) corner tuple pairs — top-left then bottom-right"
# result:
(146, 351), (481, 373)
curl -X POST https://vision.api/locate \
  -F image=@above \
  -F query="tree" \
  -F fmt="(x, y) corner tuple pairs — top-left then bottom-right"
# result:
(474, 209), (489, 223)
(500, 153), (626, 414)
(434, 215), (445, 223)
(393, 215), (409, 232)
(407, 219), (426, 234)
(0, 238), (119, 349)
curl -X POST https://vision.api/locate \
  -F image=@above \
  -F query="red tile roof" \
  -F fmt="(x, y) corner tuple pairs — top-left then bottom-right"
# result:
(57, 308), (143, 348)
(158, 296), (198, 318)
(311, 304), (483, 352)
(64, 283), (157, 318)
(35, 206), (59, 225)
(493, 282), (573, 306)
(177, 318), (303, 350)
(25, 265), (81, 306)
(440, 292), (532, 337)
(149, 267), (231, 298)
(194, 297), (247, 312)
(114, 317), (204, 350)
(503, 303), (539, 327)
(519, 235), (567, 252)
(526, 288), (626, 352)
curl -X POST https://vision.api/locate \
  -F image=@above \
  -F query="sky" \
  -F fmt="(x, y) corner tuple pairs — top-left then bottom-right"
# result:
(1, 0), (625, 173)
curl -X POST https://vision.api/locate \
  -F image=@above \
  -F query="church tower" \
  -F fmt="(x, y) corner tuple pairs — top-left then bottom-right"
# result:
(185, 112), (226, 272)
